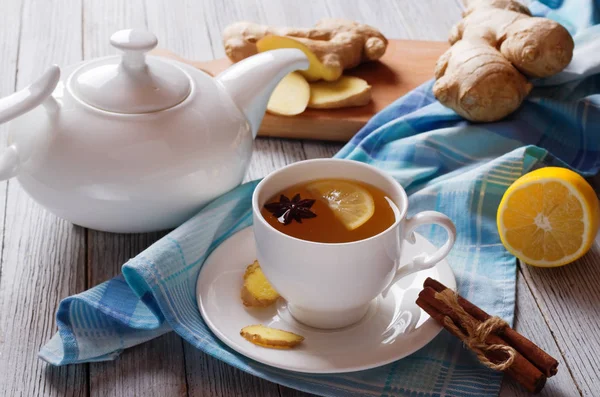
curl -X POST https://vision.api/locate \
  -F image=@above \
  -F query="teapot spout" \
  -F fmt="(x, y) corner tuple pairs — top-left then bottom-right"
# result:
(216, 49), (308, 137)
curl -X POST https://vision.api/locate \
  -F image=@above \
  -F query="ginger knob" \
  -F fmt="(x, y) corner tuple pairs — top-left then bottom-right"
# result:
(434, 0), (573, 122)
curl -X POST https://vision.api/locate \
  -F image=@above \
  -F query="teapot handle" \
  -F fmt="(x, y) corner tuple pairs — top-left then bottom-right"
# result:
(0, 65), (60, 180)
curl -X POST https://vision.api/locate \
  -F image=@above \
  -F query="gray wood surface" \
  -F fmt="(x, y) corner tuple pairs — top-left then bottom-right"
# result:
(0, 0), (596, 396)
(0, 1), (88, 396)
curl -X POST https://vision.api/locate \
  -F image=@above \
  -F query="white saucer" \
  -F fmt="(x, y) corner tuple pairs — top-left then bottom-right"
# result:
(196, 226), (456, 374)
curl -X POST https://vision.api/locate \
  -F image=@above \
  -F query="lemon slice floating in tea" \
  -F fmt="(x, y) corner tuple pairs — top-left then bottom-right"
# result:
(497, 167), (600, 267)
(306, 180), (375, 230)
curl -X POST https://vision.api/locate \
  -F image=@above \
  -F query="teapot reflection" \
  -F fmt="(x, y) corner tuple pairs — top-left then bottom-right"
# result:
(381, 288), (422, 344)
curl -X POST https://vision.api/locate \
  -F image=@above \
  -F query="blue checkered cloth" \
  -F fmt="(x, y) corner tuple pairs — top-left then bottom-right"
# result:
(40, 1), (600, 396)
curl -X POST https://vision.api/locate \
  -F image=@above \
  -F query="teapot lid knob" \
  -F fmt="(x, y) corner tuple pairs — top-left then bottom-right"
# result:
(110, 29), (158, 52)
(110, 30), (157, 70)
(70, 29), (191, 114)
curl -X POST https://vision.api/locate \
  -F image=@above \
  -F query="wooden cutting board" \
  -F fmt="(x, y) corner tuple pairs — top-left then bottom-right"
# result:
(153, 39), (448, 142)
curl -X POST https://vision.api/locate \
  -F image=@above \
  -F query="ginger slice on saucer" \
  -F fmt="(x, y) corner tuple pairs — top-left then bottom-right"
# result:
(240, 324), (305, 349)
(241, 260), (280, 307)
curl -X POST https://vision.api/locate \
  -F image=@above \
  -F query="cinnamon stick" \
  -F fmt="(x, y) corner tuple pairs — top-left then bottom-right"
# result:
(417, 286), (546, 394)
(424, 277), (558, 377)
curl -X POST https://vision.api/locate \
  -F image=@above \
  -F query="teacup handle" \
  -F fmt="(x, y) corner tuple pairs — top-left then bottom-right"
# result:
(382, 211), (456, 298)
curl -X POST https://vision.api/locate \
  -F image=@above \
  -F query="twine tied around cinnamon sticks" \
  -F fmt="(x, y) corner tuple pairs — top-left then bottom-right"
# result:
(417, 278), (560, 394)
(434, 289), (516, 371)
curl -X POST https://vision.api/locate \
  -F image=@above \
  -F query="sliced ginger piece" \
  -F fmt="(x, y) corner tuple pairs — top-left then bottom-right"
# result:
(240, 325), (305, 349)
(257, 36), (340, 82)
(241, 260), (280, 307)
(308, 76), (372, 109)
(266, 72), (310, 116)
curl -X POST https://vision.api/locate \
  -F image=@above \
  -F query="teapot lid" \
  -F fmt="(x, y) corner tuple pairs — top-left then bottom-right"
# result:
(70, 29), (191, 114)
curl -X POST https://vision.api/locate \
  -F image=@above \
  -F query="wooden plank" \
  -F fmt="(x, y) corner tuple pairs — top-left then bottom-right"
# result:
(323, 0), (412, 39)
(82, 1), (189, 396)
(519, 237), (600, 395)
(0, 0), (88, 395)
(499, 270), (581, 396)
(145, 0), (213, 60)
(245, 138), (308, 181)
(325, 0), (460, 42)
(255, 0), (332, 30)
(83, 0), (146, 59)
(324, 0), (459, 41)
(183, 340), (281, 397)
(302, 141), (343, 160)
(0, 0), (20, 276)
(202, 0), (266, 59)
(89, 332), (186, 397)
(387, 0), (462, 40)
(278, 388), (316, 397)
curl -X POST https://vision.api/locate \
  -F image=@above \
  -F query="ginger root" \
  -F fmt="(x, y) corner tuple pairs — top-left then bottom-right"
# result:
(434, 39), (532, 121)
(266, 72), (310, 116)
(308, 76), (372, 109)
(240, 325), (305, 349)
(223, 19), (388, 81)
(241, 260), (280, 307)
(434, 0), (573, 122)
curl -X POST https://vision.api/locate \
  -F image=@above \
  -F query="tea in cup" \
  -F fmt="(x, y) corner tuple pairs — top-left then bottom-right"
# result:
(260, 177), (396, 243)
(252, 159), (456, 329)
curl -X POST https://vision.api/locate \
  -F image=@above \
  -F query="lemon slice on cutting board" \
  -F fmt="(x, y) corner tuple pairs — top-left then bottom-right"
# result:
(306, 180), (375, 230)
(497, 167), (600, 267)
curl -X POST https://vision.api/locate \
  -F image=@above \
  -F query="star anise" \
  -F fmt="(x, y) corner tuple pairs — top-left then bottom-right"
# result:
(264, 194), (317, 225)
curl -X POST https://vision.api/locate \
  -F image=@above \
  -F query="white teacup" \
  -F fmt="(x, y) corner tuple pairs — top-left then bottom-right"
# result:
(252, 159), (456, 329)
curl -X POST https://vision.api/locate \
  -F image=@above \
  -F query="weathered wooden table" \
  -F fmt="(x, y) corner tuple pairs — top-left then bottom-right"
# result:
(0, 0), (597, 396)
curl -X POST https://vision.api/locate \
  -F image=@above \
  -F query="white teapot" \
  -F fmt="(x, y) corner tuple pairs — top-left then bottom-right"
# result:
(0, 29), (308, 233)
